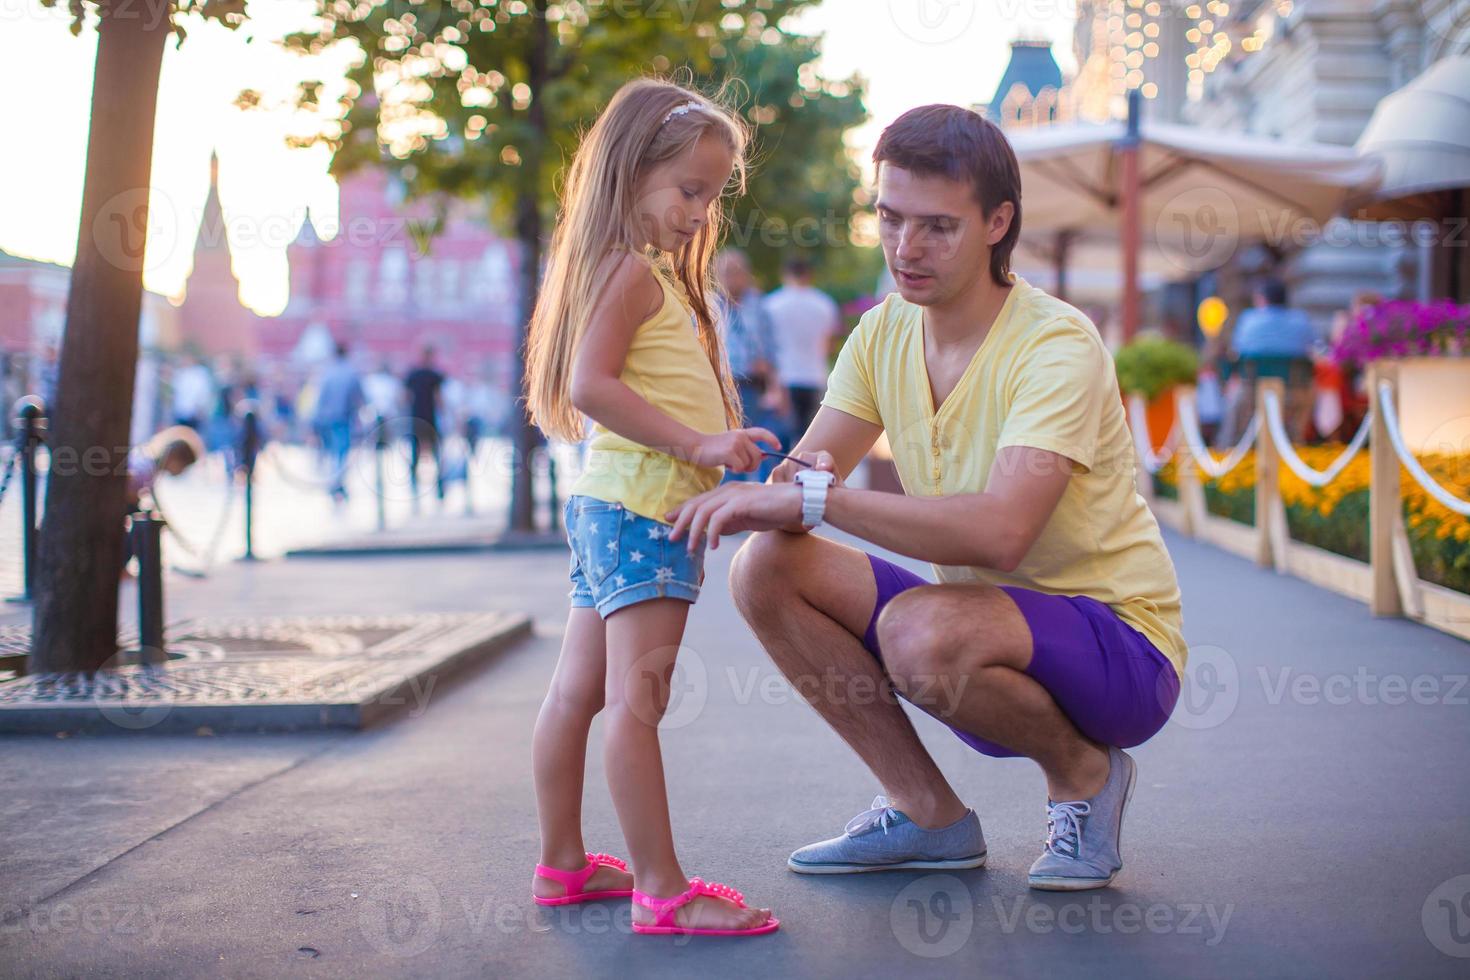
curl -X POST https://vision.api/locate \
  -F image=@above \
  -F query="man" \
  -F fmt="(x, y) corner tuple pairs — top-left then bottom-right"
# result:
(1227, 277), (1317, 442)
(714, 248), (783, 482)
(1230, 277), (1315, 360)
(764, 256), (842, 437)
(668, 105), (1187, 892)
(312, 342), (365, 502)
(403, 345), (446, 501)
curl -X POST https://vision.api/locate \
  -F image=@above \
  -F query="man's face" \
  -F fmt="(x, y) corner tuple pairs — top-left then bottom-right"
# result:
(875, 164), (1011, 308)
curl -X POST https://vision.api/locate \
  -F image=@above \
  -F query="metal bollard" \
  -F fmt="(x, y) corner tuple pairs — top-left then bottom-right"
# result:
(374, 414), (388, 532)
(546, 448), (560, 534)
(235, 400), (261, 562)
(463, 418), (475, 518)
(12, 396), (46, 603)
(129, 511), (166, 665)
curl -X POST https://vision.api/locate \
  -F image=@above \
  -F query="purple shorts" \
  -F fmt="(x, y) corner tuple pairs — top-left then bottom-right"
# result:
(864, 554), (1180, 759)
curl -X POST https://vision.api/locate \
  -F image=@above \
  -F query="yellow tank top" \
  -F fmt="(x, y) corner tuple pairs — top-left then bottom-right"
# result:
(569, 267), (729, 523)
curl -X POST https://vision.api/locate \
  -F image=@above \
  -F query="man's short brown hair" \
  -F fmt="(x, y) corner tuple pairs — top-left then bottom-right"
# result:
(872, 105), (1023, 287)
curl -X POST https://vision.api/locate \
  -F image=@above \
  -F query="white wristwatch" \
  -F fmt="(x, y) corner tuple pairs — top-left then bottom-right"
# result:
(794, 469), (836, 529)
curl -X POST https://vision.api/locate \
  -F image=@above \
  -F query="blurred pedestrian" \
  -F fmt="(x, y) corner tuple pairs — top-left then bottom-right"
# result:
(714, 248), (782, 481)
(765, 256), (842, 440)
(312, 341), (365, 502)
(1317, 290), (1382, 441)
(126, 426), (204, 511)
(122, 425), (203, 578)
(463, 365), (502, 450)
(205, 357), (249, 473)
(363, 360), (402, 422)
(404, 344), (446, 501)
(1225, 277), (1316, 443)
(170, 354), (214, 432)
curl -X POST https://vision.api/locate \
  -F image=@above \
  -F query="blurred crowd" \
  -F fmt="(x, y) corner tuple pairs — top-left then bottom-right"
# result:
(713, 249), (845, 481)
(0, 246), (854, 506)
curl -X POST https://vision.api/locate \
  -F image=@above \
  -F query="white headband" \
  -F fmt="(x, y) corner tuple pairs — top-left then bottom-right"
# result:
(662, 101), (702, 124)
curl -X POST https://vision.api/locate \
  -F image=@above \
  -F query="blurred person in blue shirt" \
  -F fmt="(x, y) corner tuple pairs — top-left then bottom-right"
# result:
(1226, 278), (1318, 443)
(1230, 278), (1316, 359)
(714, 248), (785, 481)
(312, 342), (365, 502)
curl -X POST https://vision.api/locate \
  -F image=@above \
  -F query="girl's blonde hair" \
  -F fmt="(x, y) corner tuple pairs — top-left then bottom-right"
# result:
(525, 78), (748, 443)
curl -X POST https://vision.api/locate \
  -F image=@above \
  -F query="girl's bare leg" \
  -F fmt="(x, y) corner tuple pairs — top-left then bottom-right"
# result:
(531, 606), (632, 899)
(602, 597), (771, 931)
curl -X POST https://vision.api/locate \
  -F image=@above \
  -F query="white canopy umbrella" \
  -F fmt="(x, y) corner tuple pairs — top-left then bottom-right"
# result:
(1007, 97), (1382, 334)
(1352, 55), (1470, 221)
(1012, 234), (1173, 304)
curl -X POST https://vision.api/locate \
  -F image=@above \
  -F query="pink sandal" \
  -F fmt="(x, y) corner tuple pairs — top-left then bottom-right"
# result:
(532, 852), (634, 906)
(631, 877), (779, 937)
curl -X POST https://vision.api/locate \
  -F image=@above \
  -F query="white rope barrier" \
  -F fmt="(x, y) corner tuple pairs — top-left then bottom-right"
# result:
(1127, 394), (1177, 474)
(1261, 388), (1373, 488)
(1377, 381), (1470, 516)
(1178, 395), (1258, 480)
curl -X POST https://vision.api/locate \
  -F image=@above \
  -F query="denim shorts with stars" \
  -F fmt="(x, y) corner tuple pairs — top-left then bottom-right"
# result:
(564, 495), (706, 618)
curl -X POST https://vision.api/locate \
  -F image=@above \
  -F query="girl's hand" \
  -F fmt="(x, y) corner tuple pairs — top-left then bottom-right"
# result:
(693, 427), (780, 473)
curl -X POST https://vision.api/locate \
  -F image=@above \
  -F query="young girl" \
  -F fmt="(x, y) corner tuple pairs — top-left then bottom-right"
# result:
(524, 79), (780, 938)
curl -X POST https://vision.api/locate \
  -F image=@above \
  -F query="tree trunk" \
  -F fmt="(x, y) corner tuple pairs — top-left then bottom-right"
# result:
(506, 0), (550, 534)
(509, 197), (542, 534)
(29, 1), (171, 673)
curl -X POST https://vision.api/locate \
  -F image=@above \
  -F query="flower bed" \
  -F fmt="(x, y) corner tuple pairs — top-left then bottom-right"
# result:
(1154, 447), (1470, 595)
(1333, 299), (1469, 365)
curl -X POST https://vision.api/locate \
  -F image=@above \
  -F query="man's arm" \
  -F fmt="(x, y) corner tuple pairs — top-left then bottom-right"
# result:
(820, 446), (1072, 571)
(669, 443), (1072, 569)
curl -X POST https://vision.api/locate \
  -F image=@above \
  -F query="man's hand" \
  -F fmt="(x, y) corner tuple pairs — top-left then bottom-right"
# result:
(665, 482), (803, 552)
(768, 449), (844, 486)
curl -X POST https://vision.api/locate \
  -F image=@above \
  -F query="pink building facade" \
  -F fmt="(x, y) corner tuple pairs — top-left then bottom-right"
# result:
(245, 169), (521, 384)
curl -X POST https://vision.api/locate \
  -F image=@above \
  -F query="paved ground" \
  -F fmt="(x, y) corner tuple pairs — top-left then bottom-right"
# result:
(2, 525), (1469, 977)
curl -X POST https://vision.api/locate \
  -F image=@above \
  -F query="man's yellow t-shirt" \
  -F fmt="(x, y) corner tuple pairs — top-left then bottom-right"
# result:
(822, 276), (1187, 679)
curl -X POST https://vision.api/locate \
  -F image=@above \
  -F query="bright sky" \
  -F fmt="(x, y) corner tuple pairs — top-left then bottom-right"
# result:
(0, 0), (1076, 316)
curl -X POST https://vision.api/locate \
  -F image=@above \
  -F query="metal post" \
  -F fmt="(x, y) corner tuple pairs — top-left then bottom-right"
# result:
(130, 511), (166, 665)
(13, 397), (45, 603)
(463, 418), (475, 518)
(1120, 87), (1143, 342)
(374, 414), (388, 533)
(1054, 230), (1073, 304)
(546, 448), (560, 534)
(236, 400), (260, 562)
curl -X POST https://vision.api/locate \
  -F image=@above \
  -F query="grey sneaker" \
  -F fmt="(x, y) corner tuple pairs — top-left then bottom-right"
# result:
(788, 796), (988, 875)
(1028, 746), (1138, 891)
